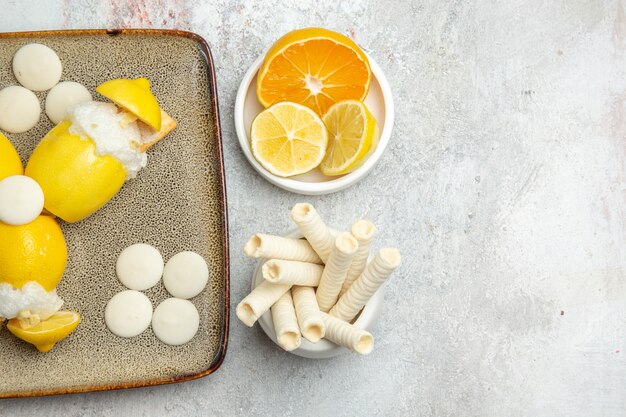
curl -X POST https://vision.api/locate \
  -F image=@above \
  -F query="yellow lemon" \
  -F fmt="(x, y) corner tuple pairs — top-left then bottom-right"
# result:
(0, 132), (23, 180)
(0, 215), (67, 291)
(320, 100), (379, 176)
(7, 310), (80, 352)
(251, 102), (328, 177)
(96, 78), (162, 130)
(25, 121), (127, 223)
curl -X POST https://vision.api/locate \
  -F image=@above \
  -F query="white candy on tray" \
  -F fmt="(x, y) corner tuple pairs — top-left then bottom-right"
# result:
(0, 175), (44, 226)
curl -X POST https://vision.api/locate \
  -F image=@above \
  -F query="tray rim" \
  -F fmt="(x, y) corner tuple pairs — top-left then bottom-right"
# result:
(0, 28), (230, 399)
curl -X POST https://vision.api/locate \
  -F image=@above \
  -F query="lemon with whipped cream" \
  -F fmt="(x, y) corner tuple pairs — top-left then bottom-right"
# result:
(0, 215), (67, 328)
(25, 78), (176, 223)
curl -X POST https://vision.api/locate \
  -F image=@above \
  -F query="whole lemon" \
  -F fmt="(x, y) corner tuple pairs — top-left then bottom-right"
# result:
(0, 215), (68, 291)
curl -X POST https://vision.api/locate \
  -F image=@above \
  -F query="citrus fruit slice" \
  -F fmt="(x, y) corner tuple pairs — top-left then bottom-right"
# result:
(96, 78), (162, 130)
(320, 100), (379, 176)
(251, 102), (328, 177)
(257, 27), (371, 116)
(0, 132), (23, 180)
(0, 215), (68, 291)
(7, 310), (80, 352)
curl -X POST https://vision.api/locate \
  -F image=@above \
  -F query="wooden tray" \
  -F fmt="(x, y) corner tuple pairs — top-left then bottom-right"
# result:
(0, 29), (229, 398)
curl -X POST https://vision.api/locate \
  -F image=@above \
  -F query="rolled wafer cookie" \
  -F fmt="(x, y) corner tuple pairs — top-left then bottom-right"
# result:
(321, 312), (373, 355)
(316, 233), (359, 312)
(291, 203), (334, 263)
(271, 290), (301, 351)
(330, 248), (401, 322)
(244, 234), (322, 264)
(340, 220), (376, 297)
(292, 286), (325, 342)
(236, 281), (291, 327)
(262, 259), (324, 286)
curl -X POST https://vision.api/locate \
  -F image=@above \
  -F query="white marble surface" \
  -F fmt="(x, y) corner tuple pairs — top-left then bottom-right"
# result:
(2, 0), (626, 416)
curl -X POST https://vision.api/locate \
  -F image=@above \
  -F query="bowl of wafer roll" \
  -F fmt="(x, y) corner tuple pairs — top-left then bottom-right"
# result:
(237, 203), (401, 359)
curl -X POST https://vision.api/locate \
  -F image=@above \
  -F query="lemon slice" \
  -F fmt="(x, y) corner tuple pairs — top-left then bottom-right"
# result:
(96, 78), (162, 130)
(251, 102), (328, 177)
(320, 100), (380, 176)
(7, 310), (80, 352)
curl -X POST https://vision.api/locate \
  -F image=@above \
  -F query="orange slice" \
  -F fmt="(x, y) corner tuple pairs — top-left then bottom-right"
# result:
(256, 27), (371, 116)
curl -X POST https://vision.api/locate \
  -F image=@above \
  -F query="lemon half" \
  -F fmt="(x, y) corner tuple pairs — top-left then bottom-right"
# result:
(251, 102), (328, 177)
(8, 310), (80, 352)
(320, 100), (379, 176)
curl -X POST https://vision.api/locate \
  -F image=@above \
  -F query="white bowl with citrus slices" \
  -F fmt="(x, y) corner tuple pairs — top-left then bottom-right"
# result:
(235, 28), (394, 195)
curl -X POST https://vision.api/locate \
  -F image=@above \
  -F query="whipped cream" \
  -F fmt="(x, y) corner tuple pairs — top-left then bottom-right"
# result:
(0, 282), (63, 320)
(68, 101), (148, 179)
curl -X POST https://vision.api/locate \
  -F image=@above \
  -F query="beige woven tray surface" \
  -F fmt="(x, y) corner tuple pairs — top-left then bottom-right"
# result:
(0, 29), (229, 398)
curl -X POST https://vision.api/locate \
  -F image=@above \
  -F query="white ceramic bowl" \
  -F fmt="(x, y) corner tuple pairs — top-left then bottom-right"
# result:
(234, 52), (395, 195)
(251, 229), (383, 359)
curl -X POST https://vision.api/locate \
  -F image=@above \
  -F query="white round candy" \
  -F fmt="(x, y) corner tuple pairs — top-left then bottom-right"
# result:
(105, 290), (153, 338)
(151, 298), (199, 346)
(116, 243), (164, 291)
(12, 43), (62, 91)
(0, 175), (44, 225)
(163, 251), (209, 299)
(0, 86), (40, 133)
(45, 81), (92, 124)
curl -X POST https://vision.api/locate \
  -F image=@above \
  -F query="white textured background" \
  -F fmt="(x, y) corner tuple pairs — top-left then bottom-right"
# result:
(1, 0), (626, 416)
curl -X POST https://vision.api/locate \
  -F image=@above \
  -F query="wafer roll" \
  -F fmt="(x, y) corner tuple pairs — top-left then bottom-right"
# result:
(271, 290), (301, 351)
(262, 259), (324, 286)
(330, 248), (401, 322)
(316, 233), (359, 312)
(292, 286), (325, 342)
(236, 281), (291, 327)
(291, 203), (334, 263)
(244, 234), (322, 264)
(340, 220), (376, 297)
(321, 312), (373, 355)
